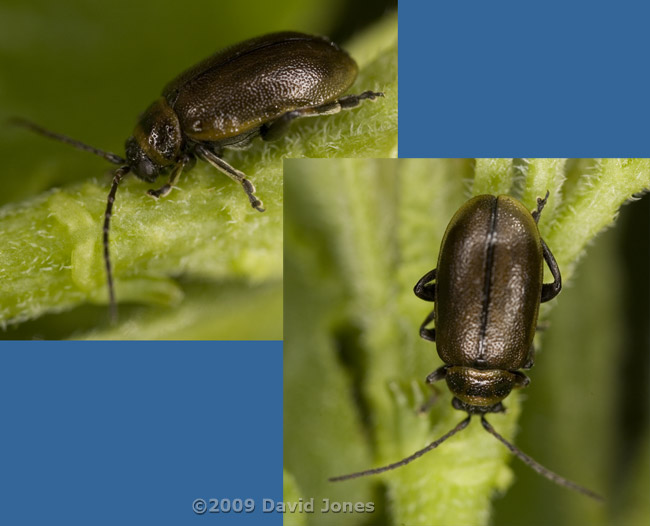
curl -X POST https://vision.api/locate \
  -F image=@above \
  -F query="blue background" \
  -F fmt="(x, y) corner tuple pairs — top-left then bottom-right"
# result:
(0, 342), (282, 525)
(400, 0), (650, 157)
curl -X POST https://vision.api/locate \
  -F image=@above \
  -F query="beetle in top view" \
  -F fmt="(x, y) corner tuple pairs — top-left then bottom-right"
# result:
(13, 31), (383, 321)
(330, 192), (603, 502)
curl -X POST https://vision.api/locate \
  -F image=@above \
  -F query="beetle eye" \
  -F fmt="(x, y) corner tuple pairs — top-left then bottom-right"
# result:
(137, 158), (156, 179)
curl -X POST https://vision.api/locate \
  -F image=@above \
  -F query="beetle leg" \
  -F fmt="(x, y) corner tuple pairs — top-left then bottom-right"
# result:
(260, 104), (338, 141)
(522, 344), (535, 369)
(414, 268), (437, 301)
(512, 371), (530, 388)
(531, 190), (550, 224)
(337, 90), (385, 109)
(195, 145), (265, 212)
(535, 320), (550, 332)
(418, 389), (441, 414)
(419, 368), (447, 413)
(425, 366), (448, 385)
(260, 90), (384, 142)
(415, 269), (437, 340)
(541, 238), (562, 302)
(147, 155), (191, 199)
(532, 191), (561, 301)
(419, 309), (436, 341)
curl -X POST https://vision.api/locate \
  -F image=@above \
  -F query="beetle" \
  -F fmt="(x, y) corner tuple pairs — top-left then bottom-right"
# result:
(13, 31), (383, 321)
(330, 192), (603, 501)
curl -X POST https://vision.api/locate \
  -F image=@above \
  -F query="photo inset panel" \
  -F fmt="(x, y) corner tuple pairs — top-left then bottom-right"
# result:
(0, 3), (396, 340)
(283, 158), (649, 526)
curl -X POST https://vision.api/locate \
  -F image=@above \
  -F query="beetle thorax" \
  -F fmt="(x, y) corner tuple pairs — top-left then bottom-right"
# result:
(125, 97), (183, 182)
(445, 366), (519, 412)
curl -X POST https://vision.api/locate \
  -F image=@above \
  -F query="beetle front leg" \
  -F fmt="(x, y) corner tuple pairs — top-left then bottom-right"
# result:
(260, 90), (384, 141)
(418, 366), (448, 413)
(426, 366), (448, 385)
(147, 155), (192, 199)
(195, 145), (265, 212)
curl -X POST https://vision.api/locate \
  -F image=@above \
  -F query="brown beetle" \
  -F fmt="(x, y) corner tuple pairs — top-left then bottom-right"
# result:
(14, 32), (383, 320)
(331, 193), (603, 502)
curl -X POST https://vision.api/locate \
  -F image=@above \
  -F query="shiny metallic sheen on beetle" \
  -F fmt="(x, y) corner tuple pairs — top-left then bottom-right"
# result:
(330, 193), (603, 502)
(14, 32), (384, 321)
(416, 194), (561, 414)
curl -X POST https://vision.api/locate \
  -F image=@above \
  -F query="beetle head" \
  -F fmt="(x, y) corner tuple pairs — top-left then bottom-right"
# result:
(124, 136), (159, 181)
(126, 97), (182, 182)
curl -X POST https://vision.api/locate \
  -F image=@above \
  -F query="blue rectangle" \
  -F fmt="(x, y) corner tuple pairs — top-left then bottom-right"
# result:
(399, 1), (650, 156)
(0, 341), (282, 525)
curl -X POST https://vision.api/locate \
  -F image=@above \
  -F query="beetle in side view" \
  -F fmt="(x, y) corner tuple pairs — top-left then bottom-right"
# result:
(330, 192), (603, 502)
(13, 32), (383, 321)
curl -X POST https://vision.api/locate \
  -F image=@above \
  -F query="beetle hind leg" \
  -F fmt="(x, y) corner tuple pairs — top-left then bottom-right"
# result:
(531, 190), (550, 223)
(541, 238), (562, 301)
(195, 145), (265, 212)
(260, 91), (384, 142)
(338, 90), (385, 109)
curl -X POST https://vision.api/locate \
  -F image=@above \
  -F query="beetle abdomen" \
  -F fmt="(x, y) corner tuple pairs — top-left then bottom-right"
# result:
(166, 33), (358, 142)
(436, 195), (544, 369)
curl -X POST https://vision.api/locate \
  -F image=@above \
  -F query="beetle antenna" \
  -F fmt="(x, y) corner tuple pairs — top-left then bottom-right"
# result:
(10, 117), (126, 165)
(104, 165), (130, 323)
(329, 416), (471, 482)
(480, 416), (603, 502)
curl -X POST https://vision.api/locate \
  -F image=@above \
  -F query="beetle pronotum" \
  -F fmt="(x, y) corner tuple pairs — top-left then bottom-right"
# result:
(330, 192), (603, 502)
(14, 32), (383, 321)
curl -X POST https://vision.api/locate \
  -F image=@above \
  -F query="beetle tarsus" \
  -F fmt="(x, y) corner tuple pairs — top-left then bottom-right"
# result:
(147, 186), (169, 199)
(420, 327), (436, 341)
(195, 145), (265, 213)
(532, 190), (551, 223)
(338, 90), (385, 109)
(146, 157), (188, 200)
